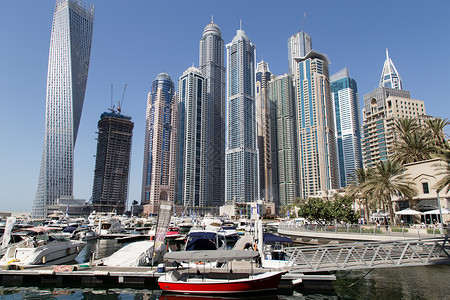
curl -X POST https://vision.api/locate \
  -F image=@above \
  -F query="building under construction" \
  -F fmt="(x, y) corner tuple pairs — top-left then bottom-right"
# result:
(92, 111), (134, 214)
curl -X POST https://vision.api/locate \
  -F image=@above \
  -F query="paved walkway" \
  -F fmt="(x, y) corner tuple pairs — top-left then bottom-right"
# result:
(279, 223), (447, 242)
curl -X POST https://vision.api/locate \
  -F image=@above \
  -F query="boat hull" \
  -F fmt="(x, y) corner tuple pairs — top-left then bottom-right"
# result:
(158, 271), (283, 294)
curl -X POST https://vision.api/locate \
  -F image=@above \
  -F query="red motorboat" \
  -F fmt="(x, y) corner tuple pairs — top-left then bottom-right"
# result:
(158, 250), (285, 294)
(158, 270), (284, 294)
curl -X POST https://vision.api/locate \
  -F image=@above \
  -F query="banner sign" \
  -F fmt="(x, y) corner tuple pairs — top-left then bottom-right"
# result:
(1, 217), (16, 249)
(153, 201), (172, 253)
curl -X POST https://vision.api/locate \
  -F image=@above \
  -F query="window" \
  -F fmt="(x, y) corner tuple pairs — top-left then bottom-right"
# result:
(422, 182), (429, 194)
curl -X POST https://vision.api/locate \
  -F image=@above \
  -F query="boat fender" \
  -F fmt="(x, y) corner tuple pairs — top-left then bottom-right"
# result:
(66, 248), (71, 255)
(42, 256), (46, 264)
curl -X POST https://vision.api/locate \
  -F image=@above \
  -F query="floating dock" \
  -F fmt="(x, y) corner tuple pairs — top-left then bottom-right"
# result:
(0, 264), (335, 291)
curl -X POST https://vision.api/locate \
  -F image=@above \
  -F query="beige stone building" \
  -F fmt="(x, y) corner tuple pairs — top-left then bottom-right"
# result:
(392, 158), (450, 224)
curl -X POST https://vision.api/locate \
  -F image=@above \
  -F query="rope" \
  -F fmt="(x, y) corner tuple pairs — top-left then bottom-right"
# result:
(347, 268), (374, 287)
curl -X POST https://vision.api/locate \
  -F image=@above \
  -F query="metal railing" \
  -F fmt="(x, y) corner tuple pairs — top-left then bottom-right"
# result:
(279, 222), (447, 239)
(283, 237), (450, 272)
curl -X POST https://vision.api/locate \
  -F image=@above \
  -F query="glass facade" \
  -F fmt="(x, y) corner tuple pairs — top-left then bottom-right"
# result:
(141, 73), (177, 214)
(330, 68), (363, 187)
(269, 74), (299, 206)
(225, 29), (259, 204)
(176, 67), (207, 208)
(256, 61), (273, 202)
(295, 51), (339, 198)
(199, 21), (226, 207)
(32, 0), (94, 218)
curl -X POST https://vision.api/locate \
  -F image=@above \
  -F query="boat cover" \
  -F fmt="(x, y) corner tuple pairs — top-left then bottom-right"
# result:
(163, 250), (259, 262)
(263, 233), (293, 244)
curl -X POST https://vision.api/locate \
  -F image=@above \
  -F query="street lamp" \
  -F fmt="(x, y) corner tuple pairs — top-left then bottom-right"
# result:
(436, 189), (445, 237)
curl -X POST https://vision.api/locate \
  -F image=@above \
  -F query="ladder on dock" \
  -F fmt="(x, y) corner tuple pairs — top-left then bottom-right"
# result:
(283, 237), (450, 273)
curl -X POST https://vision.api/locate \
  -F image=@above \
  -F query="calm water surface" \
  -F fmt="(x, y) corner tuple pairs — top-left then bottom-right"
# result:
(1, 240), (449, 299)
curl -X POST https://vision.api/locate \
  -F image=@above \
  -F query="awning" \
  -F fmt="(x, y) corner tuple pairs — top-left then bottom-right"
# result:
(163, 250), (259, 262)
(263, 233), (293, 244)
(394, 208), (423, 215)
(424, 208), (450, 215)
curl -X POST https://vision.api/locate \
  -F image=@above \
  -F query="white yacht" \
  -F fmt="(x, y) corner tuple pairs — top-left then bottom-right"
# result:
(0, 227), (85, 268)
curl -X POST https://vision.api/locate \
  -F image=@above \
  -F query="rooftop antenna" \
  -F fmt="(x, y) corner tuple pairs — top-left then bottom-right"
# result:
(240, 19), (242, 30)
(211, 14), (214, 23)
(301, 11), (306, 32)
(117, 83), (127, 114)
(386, 48), (390, 60)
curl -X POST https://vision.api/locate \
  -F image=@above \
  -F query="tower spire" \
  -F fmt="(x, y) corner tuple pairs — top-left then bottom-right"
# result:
(240, 19), (242, 30)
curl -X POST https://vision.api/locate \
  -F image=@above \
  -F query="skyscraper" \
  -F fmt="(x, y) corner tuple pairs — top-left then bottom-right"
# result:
(141, 73), (178, 214)
(362, 50), (425, 168)
(225, 27), (259, 204)
(32, 0), (94, 218)
(176, 67), (207, 208)
(330, 68), (363, 187)
(287, 31), (312, 77)
(294, 50), (339, 198)
(256, 60), (273, 202)
(199, 20), (226, 207)
(269, 74), (299, 206)
(92, 111), (134, 215)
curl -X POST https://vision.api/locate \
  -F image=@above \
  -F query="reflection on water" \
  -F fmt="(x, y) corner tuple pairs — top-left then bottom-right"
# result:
(1, 238), (448, 299)
(75, 239), (124, 264)
(333, 265), (450, 300)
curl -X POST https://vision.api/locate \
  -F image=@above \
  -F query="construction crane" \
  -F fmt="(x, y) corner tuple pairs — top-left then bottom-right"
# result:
(117, 83), (127, 114)
(108, 83), (127, 114)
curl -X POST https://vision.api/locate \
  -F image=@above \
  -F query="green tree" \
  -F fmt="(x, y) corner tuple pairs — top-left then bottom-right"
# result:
(363, 160), (418, 224)
(346, 168), (372, 223)
(426, 117), (449, 150)
(392, 130), (437, 164)
(434, 149), (450, 193)
(332, 196), (358, 224)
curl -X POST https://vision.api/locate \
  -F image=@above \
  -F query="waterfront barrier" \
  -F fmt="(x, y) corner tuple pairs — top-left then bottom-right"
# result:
(279, 222), (447, 241)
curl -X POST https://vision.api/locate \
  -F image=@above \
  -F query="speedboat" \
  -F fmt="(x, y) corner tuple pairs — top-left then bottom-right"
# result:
(158, 250), (285, 294)
(0, 227), (85, 268)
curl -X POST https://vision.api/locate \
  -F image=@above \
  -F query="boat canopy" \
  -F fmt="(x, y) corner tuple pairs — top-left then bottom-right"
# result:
(163, 250), (259, 262)
(13, 227), (58, 234)
(263, 233), (293, 244)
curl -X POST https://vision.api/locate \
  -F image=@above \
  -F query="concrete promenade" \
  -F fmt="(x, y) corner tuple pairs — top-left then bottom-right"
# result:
(278, 222), (447, 242)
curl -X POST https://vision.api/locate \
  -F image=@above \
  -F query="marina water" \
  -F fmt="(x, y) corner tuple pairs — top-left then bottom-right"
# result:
(1, 240), (449, 299)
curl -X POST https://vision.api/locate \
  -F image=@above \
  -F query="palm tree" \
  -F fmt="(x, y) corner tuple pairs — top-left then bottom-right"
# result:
(434, 150), (450, 193)
(426, 117), (449, 150)
(392, 130), (438, 164)
(363, 160), (418, 224)
(395, 118), (419, 138)
(346, 168), (372, 223)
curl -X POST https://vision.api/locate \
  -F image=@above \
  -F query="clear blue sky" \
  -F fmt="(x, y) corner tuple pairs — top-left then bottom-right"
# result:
(1, 0), (449, 213)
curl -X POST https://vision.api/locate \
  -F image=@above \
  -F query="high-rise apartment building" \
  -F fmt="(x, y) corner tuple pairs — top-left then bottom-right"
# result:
(176, 67), (207, 207)
(92, 111), (134, 215)
(362, 50), (425, 168)
(256, 60), (273, 202)
(330, 68), (363, 187)
(294, 50), (339, 198)
(225, 28), (259, 204)
(287, 31), (312, 78)
(199, 20), (226, 207)
(141, 73), (178, 214)
(32, 0), (94, 218)
(269, 74), (299, 206)
(362, 88), (425, 168)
